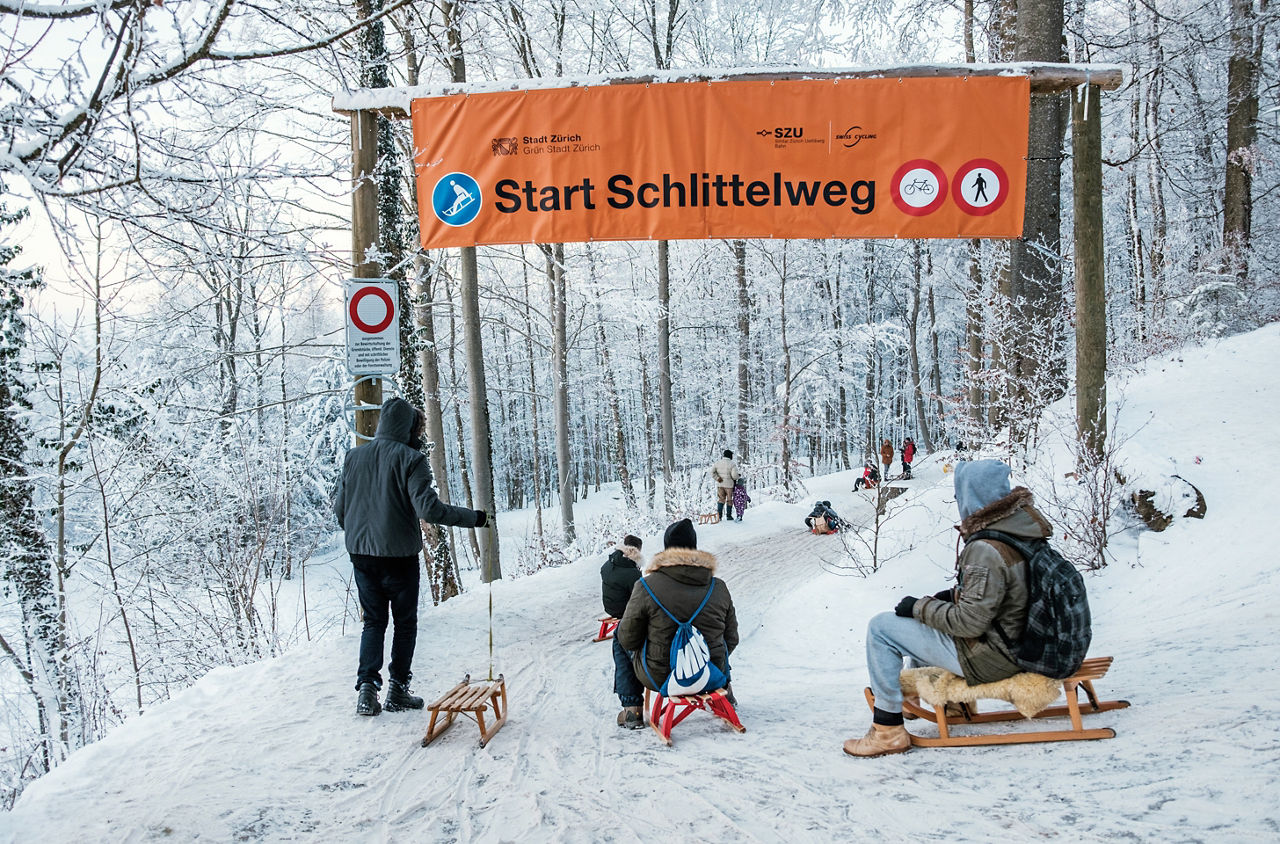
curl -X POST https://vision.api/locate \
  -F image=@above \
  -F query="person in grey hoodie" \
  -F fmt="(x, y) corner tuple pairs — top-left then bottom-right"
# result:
(333, 397), (487, 717)
(844, 460), (1051, 757)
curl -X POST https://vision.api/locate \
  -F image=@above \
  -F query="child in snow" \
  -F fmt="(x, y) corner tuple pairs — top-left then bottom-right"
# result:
(731, 479), (751, 522)
(854, 462), (881, 490)
(600, 535), (646, 729)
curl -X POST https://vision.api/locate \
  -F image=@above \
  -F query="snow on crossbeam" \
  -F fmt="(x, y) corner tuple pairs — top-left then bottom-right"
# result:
(331, 63), (1125, 118)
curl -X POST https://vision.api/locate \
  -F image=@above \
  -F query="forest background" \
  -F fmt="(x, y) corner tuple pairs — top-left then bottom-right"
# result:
(0, 0), (1276, 809)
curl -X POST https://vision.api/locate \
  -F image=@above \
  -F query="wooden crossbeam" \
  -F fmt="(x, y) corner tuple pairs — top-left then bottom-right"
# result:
(333, 63), (1125, 118)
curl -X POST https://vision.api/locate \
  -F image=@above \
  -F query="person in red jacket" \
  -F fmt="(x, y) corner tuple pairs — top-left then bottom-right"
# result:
(901, 437), (917, 479)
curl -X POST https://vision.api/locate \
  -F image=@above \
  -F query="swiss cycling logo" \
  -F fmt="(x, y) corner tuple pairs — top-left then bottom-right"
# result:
(432, 172), (482, 226)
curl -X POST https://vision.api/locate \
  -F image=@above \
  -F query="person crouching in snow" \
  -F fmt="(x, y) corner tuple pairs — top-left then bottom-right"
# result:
(618, 519), (739, 706)
(844, 460), (1051, 757)
(600, 534), (646, 729)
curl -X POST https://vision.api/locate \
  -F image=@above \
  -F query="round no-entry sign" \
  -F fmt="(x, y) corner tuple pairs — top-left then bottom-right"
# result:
(345, 279), (400, 376)
(349, 285), (396, 333)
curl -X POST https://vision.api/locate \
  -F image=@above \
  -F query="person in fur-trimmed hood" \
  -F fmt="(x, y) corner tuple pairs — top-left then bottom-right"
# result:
(844, 460), (1051, 758)
(617, 519), (739, 699)
(601, 535), (647, 729)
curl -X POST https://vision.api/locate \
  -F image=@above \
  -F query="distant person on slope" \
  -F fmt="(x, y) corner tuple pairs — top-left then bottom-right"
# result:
(901, 437), (916, 479)
(333, 397), (487, 717)
(710, 449), (741, 523)
(618, 519), (739, 704)
(844, 460), (1049, 757)
(880, 439), (894, 482)
(601, 534), (646, 729)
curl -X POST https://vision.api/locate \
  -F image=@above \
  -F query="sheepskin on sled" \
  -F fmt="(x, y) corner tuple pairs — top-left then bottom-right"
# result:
(900, 666), (1062, 719)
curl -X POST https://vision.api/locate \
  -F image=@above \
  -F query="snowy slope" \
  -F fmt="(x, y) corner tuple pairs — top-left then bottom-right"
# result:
(2, 325), (1279, 843)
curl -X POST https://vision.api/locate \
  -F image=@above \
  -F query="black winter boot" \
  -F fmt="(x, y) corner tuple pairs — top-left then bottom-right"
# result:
(356, 682), (382, 716)
(384, 679), (425, 712)
(716, 502), (724, 521)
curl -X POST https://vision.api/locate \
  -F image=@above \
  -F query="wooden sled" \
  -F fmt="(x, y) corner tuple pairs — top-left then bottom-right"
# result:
(644, 687), (745, 746)
(697, 513), (721, 525)
(865, 656), (1128, 747)
(594, 616), (619, 642)
(421, 674), (508, 749)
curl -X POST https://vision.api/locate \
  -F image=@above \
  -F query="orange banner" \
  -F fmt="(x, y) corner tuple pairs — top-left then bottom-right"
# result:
(410, 77), (1029, 248)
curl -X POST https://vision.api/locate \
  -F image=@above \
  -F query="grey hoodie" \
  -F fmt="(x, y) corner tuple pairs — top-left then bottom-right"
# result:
(333, 397), (480, 557)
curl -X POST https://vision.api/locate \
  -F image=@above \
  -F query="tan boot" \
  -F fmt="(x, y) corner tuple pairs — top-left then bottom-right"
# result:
(843, 724), (912, 757)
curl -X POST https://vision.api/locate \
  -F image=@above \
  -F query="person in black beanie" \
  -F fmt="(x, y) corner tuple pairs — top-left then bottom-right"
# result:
(333, 396), (488, 717)
(601, 534), (646, 729)
(618, 519), (739, 704)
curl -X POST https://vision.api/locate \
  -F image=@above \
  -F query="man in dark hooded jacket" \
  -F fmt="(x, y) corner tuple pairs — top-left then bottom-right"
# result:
(617, 519), (738, 701)
(333, 396), (486, 716)
(844, 459), (1051, 757)
(600, 534), (645, 729)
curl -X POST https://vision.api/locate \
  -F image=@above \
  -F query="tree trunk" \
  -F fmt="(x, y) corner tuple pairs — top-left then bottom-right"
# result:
(591, 249), (636, 507)
(734, 240), (750, 462)
(657, 239), (676, 511)
(907, 242), (934, 452)
(1073, 84), (1107, 460)
(1007, 0), (1067, 447)
(1223, 0), (1265, 284)
(542, 243), (575, 543)
(413, 256), (460, 600)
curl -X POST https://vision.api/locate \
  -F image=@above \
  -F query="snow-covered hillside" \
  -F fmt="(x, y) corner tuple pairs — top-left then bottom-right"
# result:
(2, 324), (1278, 842)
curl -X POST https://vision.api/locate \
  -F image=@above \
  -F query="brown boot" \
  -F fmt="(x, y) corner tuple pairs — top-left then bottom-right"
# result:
(843, 724), (911, 757)
(617, 706), (643, 730)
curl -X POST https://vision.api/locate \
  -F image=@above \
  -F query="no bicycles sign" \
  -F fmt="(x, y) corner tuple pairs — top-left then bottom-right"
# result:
(345, 279), (400, 376)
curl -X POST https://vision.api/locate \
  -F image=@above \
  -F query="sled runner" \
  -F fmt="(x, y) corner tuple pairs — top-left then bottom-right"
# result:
(864, 656), (1128, 747)
(697, 513), (721, 525)
(643, 687), (745, 746)
(594, 616), (619, 642)
(422, 674), (508, 748)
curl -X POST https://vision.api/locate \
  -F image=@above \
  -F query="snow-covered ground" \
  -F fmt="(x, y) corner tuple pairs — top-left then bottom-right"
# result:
(2, 324), (1279, 842)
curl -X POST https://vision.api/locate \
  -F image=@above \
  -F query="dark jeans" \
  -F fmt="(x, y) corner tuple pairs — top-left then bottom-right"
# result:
(612, 636), (644, 707)
(351, 554), (420, 690)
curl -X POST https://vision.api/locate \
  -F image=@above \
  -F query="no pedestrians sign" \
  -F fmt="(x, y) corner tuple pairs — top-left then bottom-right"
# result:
(345, 279), (400, 375)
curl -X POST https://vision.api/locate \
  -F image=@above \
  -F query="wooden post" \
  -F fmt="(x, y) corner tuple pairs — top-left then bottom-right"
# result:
(351, 110), (382, 442)
(1072, 84), (1106, 460)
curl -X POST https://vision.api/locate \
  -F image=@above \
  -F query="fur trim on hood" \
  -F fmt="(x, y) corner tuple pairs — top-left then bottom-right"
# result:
(645, 548), (718, 575)
(619, 544), (644, 566)
(957, 486), (1052, 538)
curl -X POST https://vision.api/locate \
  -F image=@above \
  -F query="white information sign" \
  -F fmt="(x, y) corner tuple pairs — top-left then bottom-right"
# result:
(345, 278), (400, 375)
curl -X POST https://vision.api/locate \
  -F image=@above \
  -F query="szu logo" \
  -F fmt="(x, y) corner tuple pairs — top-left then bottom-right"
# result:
(432, 172), (482, 226)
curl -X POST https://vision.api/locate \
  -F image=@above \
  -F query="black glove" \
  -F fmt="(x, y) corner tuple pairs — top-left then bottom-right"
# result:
(933, 588), (954, 602)
(473, 510), (488, 528)
(894, 596), (918, 618)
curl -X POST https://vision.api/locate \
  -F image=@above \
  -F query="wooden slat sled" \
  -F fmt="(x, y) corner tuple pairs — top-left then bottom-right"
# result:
(421, 674), (508, 748)
(865, 656), (1129, 747)
(593, 616), (619, 642)
(697, 513), (721, 525)
(644, 688), (745, 746)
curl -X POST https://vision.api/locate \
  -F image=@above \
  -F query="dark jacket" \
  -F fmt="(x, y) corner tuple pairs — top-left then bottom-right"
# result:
(914, 487), (1049, 685)
(600, 544), (643, 619)
(617, 549), (739, 693)
(333, 397), (480, 557)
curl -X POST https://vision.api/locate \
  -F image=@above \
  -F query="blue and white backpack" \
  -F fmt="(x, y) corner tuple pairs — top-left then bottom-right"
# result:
(639, 579), (727, 696)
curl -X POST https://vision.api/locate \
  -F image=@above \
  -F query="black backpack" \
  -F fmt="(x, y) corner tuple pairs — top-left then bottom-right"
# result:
(968, 529), (1092, 679)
